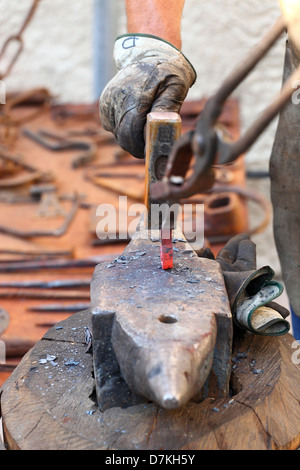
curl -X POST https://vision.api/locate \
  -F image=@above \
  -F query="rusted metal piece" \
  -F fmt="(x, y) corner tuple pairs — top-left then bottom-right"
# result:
(0, 0), (42, 80)
(0, 254), (115, 272)
(37, 191), (66, 218)
(28, 303), (90, 313)
(0, 192), (79, 239)
(0, 248), (73, 259)
(22, 128), (97, 169)
(50, 103), (99, 122)
(160, 227), (173, 270)
(151, 16), (300, 201)
(0, 146), (53, 187)
(1, 89), (52, 128)
(91, 223), (232, 410)
(0, 308), (9, 336)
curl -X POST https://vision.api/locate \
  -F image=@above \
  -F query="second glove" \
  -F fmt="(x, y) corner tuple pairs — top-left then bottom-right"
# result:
(201, 234), (290, 336)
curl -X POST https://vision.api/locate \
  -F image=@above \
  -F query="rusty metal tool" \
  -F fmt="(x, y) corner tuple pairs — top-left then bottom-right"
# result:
(144, 112), (181, 269)
(28, 303), (90, 313)
(0, 192), (79, 239)
(0, 0), (41, 80)
(0, 336), (36, 357)
(22, 128), (97, 168)
(0, 254), (115, 272)
(0, 308), (9, 336)
(0, 146), (53, 187)
(91, 226), (232, 410)
(0, 279), (90, 289)
(151, 16), (300, 201)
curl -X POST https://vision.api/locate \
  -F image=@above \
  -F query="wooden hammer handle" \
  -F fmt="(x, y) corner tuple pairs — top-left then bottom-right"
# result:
(144, 112), (182, 220)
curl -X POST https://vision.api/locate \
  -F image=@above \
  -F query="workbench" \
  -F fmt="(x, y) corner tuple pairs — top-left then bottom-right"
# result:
(1, 309), (299, 450)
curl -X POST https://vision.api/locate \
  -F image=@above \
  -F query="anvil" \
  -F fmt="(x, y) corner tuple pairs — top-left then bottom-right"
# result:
(91, 223), (232, 410)
(90, 113), (232, 411)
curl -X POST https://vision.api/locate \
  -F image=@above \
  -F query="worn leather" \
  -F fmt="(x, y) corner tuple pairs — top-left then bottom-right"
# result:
(99, 37), (196, 159)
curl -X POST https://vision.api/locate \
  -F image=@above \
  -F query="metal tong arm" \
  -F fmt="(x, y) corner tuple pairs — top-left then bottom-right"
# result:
(194, 16), (287, 168)
(152, 16), (300, 201)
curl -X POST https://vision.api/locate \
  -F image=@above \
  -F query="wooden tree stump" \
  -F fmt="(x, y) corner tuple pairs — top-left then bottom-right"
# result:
(0, 309), (299, 450)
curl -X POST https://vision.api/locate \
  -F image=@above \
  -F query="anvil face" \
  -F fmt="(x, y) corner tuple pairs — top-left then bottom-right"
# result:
(91, 226), (232, 411)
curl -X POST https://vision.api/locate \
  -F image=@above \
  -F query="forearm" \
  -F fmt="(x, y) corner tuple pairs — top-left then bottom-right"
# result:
(126, 0), (185, 49)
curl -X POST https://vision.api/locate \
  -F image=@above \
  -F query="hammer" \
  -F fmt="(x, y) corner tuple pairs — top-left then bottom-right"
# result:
(144, 112), (182, 269)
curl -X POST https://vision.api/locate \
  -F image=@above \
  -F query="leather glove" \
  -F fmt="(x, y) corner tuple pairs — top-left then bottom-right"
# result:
(99, 34), (196, 158)
(199, 234), (290, 336)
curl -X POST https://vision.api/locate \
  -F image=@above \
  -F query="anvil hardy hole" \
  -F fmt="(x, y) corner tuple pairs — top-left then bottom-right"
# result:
(159, 314), (178, 324)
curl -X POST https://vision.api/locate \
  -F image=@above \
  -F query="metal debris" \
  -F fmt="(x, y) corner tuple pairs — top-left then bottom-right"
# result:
(84, 326), (93, 353)
(39, 354), (57, 365)
(64, 359), (79, 366)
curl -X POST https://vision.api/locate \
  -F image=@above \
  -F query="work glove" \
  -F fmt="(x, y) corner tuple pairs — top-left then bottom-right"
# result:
(99, 34), (196, 158)
(199, 234), (290, 336)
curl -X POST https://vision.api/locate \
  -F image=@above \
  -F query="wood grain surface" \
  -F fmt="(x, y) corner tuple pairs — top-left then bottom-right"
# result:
(0, 309), (299, 450)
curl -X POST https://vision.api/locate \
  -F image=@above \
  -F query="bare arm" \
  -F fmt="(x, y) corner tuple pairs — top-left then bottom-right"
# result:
(126, 0), (185, 49)
(100, 0), (194, 159)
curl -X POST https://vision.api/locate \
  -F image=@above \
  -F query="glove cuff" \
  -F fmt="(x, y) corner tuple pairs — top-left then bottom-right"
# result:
(114, 34), (197, 86)
(235, 281), (290, 336)
(223, 265), (275, 312)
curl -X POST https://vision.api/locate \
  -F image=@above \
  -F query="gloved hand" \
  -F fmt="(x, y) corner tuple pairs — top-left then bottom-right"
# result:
(199, 234), (290, 336)
(99, 34), (196, 159)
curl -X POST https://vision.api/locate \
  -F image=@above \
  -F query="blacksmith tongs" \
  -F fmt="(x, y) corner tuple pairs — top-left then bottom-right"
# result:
(151, 16), (300, 201)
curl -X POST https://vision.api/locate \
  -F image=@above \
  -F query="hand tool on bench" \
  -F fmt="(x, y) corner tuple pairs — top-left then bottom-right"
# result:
(91, 112), (232, 411)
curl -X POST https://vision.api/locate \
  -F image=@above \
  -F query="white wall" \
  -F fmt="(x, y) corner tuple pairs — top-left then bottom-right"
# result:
(1, 0), (286, 168)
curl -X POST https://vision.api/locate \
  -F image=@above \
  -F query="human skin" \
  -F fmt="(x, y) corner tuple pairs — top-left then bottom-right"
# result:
(125, 0), (185, 49)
